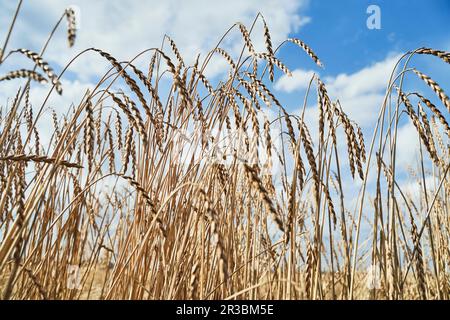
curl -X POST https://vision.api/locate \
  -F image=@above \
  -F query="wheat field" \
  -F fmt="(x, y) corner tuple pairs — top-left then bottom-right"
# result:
(0, 3), (449, 300)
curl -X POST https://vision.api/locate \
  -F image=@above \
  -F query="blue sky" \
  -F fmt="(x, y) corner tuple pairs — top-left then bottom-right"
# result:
(272, 1), (449, 163)
(276, 0), (450, 102)
(284, 0), (450, 74)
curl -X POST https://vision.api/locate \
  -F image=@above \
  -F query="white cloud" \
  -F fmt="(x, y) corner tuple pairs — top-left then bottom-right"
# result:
(0, 0), (310, 151)
(274, 68), (316, 93)
(288, 54), (403, 149)
(318, 53), (426, 188)
(285, 53), (416, 214)
(0, 0), (310, 80)
(326, 54), (400, 97)
(394, 120), (421, 169)
(324, 53), (402, 127)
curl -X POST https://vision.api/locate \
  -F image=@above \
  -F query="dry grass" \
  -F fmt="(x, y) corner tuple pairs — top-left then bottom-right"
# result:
(0, 4), (449, 300)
